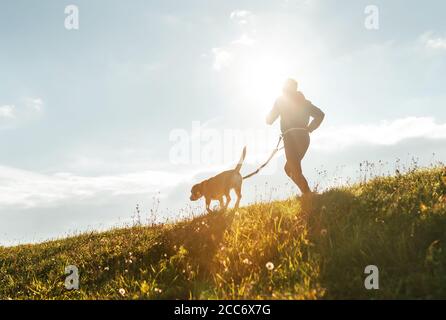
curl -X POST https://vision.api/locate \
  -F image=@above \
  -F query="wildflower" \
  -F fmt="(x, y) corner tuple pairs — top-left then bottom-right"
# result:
(266, 262), (274, 271)
(242, 258), (251, 265)
(154, 288), (163, 294)
(320, 229), (328, 236)
(104, 266), (110, 271)
(118, 288), (126, 296)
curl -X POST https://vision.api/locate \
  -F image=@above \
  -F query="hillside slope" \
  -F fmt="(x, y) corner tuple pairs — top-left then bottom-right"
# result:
(1, 167), (446, 299)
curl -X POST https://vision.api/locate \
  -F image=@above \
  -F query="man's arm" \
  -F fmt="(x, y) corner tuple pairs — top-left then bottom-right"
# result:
(266, 100), (280, 125)
(306, 102), (325, 133)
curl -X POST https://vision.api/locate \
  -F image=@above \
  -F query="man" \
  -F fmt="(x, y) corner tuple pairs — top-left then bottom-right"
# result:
(266, 78), (325, 195)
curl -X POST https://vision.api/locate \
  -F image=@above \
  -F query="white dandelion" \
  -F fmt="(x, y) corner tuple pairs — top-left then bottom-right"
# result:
(266, 262), (274, 271)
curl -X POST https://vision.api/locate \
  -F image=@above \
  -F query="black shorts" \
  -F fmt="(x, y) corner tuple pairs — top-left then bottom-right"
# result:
(283, 131), (310, 164)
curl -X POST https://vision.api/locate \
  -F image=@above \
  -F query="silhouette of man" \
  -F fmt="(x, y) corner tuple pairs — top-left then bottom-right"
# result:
(266, 78), (325, 195)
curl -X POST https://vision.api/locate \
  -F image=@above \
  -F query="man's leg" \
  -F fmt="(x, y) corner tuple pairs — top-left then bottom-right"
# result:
(284, 160), (311, 194)
(283, 133), (311, 194)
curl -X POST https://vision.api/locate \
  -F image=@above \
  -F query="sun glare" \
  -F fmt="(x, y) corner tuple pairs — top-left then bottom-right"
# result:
(237, 55), (294, 117)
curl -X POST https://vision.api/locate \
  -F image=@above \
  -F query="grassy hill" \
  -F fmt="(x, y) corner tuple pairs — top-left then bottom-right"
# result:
(1, 167), (446, 300)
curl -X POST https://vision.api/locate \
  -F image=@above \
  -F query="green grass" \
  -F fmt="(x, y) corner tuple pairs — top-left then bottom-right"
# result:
(1, 167), (446, 300)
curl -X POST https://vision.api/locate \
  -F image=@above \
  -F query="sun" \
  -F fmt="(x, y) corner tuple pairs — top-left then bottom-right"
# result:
(236, 55), (293, 117)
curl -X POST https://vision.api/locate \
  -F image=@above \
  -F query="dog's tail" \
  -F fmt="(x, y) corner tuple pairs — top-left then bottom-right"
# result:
(234, 146), (247, 173)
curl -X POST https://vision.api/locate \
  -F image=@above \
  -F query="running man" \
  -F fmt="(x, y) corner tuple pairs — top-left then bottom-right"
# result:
(266, 78), (325, 195)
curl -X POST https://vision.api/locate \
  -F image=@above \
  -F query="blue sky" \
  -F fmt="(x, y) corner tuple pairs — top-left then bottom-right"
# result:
(1, 0), (446, 245)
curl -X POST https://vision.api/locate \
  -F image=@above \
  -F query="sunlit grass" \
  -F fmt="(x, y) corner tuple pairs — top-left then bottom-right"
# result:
(1, 166), (445, 299)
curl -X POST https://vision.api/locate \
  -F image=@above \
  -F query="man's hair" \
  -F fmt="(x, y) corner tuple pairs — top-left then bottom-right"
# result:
(283, 78), (298, 92)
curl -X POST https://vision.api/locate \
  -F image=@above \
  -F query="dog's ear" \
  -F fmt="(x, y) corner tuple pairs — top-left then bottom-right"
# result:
(190, 181), (205, 201)
(191, 182), (203, 194)
(201, 180), (208, 188)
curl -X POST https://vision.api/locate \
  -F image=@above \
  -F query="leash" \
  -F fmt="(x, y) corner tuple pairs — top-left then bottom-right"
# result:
(242, 127), (308, 180)
(242, 136), (283, 180)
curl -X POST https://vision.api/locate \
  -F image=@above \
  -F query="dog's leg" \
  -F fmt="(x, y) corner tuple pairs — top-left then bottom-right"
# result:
(206, 197), (212, 214)
(234, 186), (242, 209)
(218, 197), (225, 211)
(225, 193), (231, 209)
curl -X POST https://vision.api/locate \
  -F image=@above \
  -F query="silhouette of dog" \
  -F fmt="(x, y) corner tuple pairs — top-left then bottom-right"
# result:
(190, 147), (246, 213)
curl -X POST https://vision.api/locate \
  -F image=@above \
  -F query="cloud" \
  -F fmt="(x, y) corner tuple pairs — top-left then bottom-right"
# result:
(229, 10), (253, 25)
(420, 31), (446, 50)
(232, 34), (256, 46)
(0, 166), (194, 209)
(313, 117), (446, 151)
(212, 47), (234, 71)
(23, 97), (44, 112)
(0, 105), (16, 119)
(211, 10), (257, 70)
(0, 97), (43, 128)
(2, 116), (446, 244)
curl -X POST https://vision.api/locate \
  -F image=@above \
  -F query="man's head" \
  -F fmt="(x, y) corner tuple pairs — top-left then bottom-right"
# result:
(283, 78), (298, 94)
